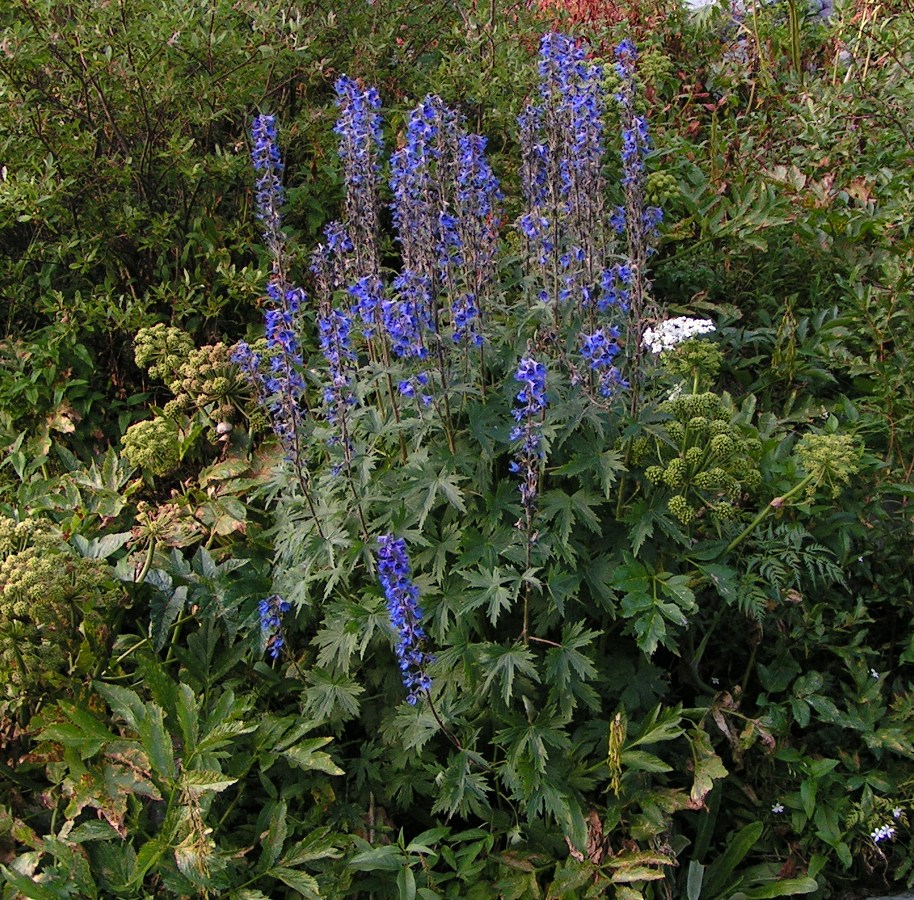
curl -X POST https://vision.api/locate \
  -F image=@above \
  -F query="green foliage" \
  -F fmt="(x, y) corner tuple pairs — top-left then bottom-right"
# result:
(2, 0), (914, 896)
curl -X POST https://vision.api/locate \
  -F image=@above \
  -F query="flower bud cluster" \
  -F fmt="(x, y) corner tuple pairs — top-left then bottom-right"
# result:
(135, 326), (250, 447)
(795, 433), (861, 499)
(121, 416), (182, 476)
(166, 342), (245, 422)
(134, 324), (195, 383)
(642, 391), (762, 527)
(646, 171), (678, 208)
(0, 517), (114, 701)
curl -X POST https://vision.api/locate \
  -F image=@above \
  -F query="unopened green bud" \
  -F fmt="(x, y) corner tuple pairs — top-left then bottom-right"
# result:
(668, 494), (695, 524)
(663, 458), (687, 488)
(646, 465), (665, 485)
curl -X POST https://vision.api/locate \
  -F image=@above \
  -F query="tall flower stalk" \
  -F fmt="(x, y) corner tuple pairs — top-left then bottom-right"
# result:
(376, 535), (434, 705)
(518, 34), (611, 322)
(510, 356), (548, 642)
(233, 114), (323, 534)
(613, 38), (663, 377)
(334, 75), (384, 283)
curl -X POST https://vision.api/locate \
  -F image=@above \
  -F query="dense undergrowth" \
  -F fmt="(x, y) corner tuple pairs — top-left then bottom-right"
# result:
(1, 0), (914, 897)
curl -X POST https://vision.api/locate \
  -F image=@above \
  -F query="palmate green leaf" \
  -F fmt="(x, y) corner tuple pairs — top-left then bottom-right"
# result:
(431, 751), (491, 818)
(479, 643), (540, 705)
(623, 499), (657, 558)
(545, 621), (599, 693)
(303, 668), (364, 725)
(404, 463), (467, 530)
(462, 567), (520, 626)
(314, 595), (388, 673)
(599, 448), (626, 498)
(539, 489), (602, 544)
(540, 780), (588, 854)
(582, 554), (617, 610)
(494, 708), (571, 776)
(545, 566), (581, 617)
(413, 520), (462, 584)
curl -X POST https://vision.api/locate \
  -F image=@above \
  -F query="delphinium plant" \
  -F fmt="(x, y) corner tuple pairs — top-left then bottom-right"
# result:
(231, 32), (874, 896)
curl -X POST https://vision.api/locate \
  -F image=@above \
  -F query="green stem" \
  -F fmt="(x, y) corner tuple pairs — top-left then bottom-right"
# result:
(722, 471), (815, 556)
(135, 537), (156, 585)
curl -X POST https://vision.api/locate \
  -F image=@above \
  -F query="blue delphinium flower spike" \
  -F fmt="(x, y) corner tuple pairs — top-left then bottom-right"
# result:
(259, 594), (292, 659)
(376, 535), (434, 704)
(509, 357), (548, 513)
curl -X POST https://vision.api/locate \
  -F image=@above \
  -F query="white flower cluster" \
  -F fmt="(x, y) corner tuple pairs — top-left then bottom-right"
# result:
(871, 823), (896, 844)
(642, 317), (716, 354)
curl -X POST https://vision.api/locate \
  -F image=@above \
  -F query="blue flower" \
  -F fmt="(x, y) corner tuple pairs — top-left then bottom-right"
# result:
(518, 34), (610, 313)
(384, 271), (434, 359)
(259, 594), (292, 659)
(390, 95), (459, 282)
(235, 117), (311, 458)
(510, 358), (548, 512)
(251, 114), (285, 257)
(376, 535), (434, 704)
(614, 38), (662, 256)
(580, 327), (629, 397)
(317, 305), (356, 431)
